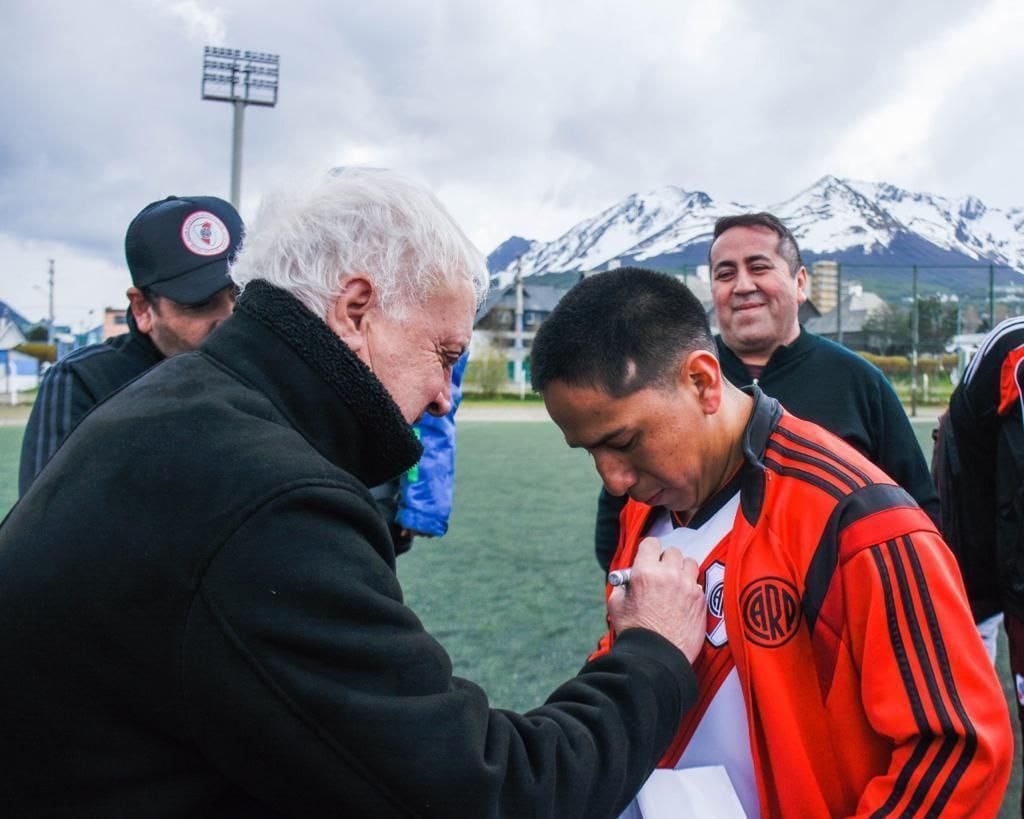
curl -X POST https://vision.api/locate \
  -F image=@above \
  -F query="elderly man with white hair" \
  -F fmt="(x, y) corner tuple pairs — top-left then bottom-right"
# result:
(0, 169), (706, 817)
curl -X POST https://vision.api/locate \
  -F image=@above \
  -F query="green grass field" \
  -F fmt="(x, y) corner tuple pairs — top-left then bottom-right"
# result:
(401, 422), (609, 707)
(0, 427), (22, 514)
(0, 419), (1019, 813)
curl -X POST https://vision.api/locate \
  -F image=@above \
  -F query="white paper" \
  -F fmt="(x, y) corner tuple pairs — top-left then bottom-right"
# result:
(634, 766), (748, 818)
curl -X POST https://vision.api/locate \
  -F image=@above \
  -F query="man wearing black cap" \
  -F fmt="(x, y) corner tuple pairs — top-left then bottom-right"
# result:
(18, 195), (243, 495)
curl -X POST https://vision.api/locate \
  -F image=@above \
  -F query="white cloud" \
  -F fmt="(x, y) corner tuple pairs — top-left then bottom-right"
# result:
(822, 0), (1024, 189)
(2, 0), (1022, 325)
(158, 0), (228, 44)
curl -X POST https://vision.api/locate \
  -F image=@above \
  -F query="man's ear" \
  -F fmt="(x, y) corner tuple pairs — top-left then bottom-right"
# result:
(795, 266), (808, 306)
(679, 349), (723, 414)
(325, 276), (375, 353)
(126, 287), (154, 334)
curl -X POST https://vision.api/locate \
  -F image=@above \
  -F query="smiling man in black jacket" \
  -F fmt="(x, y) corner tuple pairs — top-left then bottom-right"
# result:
(0, 169), (706, 817)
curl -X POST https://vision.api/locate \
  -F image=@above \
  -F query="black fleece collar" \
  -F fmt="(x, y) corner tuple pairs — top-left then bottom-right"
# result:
(717, 326), (812, 385)
(739, 385), (782, 468)
(738, 385), (782, 525)
(759, 326), (813, 370)
(210, 280), (422, 486)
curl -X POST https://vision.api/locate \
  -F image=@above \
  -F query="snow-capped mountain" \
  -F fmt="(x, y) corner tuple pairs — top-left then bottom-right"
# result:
(486, 236), (534, 276)
(491, 176), (1024, 288)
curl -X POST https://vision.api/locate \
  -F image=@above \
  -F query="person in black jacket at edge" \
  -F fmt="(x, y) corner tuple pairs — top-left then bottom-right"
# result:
(0, 168), (706, 817)
(935, 316), (1024, 812)
(595, 212), (940, 572)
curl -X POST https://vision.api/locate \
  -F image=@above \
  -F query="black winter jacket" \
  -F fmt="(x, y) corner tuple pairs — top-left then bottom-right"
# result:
(18, 312), (163, 495)
(943, 317), (1024, 620)
(0, 281), (695, 817)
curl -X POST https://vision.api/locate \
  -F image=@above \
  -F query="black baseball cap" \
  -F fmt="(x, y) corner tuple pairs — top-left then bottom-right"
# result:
(125, 195), (244, 304)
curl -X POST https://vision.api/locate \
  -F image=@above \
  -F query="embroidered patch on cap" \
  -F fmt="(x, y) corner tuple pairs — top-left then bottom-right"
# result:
(181, 210), (231, 256)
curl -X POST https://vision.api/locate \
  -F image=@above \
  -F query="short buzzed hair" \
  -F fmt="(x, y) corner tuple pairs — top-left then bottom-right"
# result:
(530, 267), (716, 397)
(711, 212), (804, 275)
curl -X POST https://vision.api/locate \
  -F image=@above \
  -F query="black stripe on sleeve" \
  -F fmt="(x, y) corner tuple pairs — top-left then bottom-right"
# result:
(869, 543), (933, 819)
(34, 366), (61, 476)
(902, 535), (978, 815)
(885, 539), (958, 816)
(29, 369), (51, 477)
(763, 457), (845, 500)
(765, 439), (861, 491)
(61, 365), (74, 444)
(48, 368), (71, 461)
(774, 424), (873, 484)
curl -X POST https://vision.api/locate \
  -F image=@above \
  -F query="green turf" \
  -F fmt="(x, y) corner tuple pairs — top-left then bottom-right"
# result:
(0, 426), (23, 518)
(400, 422), (609, 710)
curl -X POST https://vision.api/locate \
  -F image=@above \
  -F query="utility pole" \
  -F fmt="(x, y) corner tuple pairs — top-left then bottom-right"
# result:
(47, 258), (55, 345)
(911, 265), (919, 418)
(988, 263), (995, 329)
(836, 262), (843, 346)
(230, 100), (245, 208)
(201, 47), (280, 208)
(513, 257), (525, 399)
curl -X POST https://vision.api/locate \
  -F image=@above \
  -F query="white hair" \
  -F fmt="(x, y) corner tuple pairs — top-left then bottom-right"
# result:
(230, 168), (489, 320)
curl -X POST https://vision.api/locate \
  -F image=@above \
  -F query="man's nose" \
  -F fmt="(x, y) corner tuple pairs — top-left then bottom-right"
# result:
(733, 267), (757, 294)
(425, 384), (453, 418)
(594, 452), (635, 496)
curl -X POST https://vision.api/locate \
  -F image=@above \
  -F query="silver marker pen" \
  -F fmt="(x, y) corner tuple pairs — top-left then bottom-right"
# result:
(608, 568), (632, 587)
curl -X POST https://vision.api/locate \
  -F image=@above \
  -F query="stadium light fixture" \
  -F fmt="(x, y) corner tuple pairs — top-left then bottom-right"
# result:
(201, 47), (280, 207)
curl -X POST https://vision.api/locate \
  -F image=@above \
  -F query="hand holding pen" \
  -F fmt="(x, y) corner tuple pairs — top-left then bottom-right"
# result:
(606, 537), (706, 663)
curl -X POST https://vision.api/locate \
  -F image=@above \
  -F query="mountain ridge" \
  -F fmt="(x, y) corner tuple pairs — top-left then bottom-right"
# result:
(489, 177), (1024, 299)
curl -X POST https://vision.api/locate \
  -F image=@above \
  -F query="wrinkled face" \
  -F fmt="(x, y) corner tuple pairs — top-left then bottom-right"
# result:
(542, 372), (733, 516)
(135, 287), (236, 357)
(710, 225), (807, 366)
(365, 284), (475, 423)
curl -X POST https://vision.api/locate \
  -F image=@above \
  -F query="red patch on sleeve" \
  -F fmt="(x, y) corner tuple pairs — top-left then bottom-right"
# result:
(998, 347), (1024, 416)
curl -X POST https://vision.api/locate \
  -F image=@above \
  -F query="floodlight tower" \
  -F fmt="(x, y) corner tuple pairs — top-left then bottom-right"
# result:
(201, 47), (280, 208)
(47, 258), (55, 345)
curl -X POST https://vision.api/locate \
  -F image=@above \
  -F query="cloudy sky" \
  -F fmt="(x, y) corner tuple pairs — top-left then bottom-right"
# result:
(2, 0), (1022, 327)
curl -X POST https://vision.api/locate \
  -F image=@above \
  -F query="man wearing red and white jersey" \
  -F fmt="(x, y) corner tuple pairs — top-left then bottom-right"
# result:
(532, 267), (1013, 817)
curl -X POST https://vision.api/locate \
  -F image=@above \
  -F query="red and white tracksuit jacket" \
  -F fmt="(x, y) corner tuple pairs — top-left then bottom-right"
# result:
(595, 390), (1013, 817)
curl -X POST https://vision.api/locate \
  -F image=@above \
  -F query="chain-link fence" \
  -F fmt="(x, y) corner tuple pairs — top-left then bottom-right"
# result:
(813, 263), (1023, 413)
